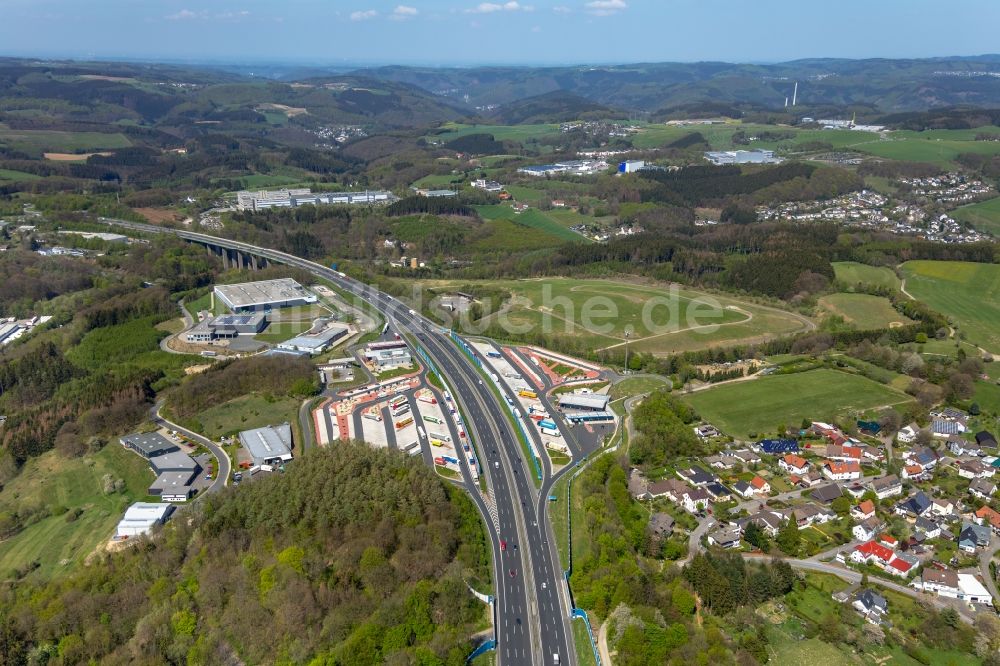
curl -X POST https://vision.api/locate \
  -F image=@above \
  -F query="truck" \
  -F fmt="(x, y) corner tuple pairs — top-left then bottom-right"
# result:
(430, 439), (446, 447)
(392, 404), (410, 418)
(518, 389), (537, 399)
(403, 441), (420, 455)
(489, 372), (499, 383)
(422, 415), (442, 424)
(486, 350), (502, 359)
(434, 457), (446, 466)
(538, 419), (557, 430)
(444, 391), (452, 401)
(418, 394), (437, 405)
(417, 426), (426, 440)
(395, 417), (414, 429)
(363, 411), (382, 422)
(389, 395), (407, 409)
(529, 404), (547, 414)
(505, 396), (515, 406)
(429, 432), (451, 443)
(541, 427), (561, 438)
(442, 455), (459, 465)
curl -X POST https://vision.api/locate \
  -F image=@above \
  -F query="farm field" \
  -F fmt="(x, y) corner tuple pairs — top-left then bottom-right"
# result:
(470, 218), (572, 253)
(951, 195), (1000, 236)
(900, 260), (1000, 354)
(817, 293), (911, 329)
(0, 445), (154, 582)
(832, 261), (901, 290)
(682, 368), (911, 438)
(475, 204), (586, 242)
(0, 124), (132, 155)
(421, 277), (813, 355)
(0, 168), (42, 181)
(848, 127), (1000, 167)
(190, 394), (300, 439)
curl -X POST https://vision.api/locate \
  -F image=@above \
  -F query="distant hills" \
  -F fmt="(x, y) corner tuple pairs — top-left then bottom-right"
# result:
(352, 56), (1000, 115)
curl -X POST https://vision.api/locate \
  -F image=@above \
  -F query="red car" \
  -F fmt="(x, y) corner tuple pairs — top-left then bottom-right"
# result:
(500, 540), (507, 551)
(509, 569), (517, 578)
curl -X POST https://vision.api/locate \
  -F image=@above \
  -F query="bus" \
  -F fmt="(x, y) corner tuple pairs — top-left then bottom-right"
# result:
(395, 417), (414, 429)
(486, 350), (502, 359)
(518, 389), (537, 399)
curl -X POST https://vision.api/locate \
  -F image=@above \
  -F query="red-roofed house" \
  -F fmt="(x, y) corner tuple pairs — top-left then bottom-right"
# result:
(878, 533), (898, 549)
(887, 557), (914, 576)
(827, 444), (863, 461)
(780, 454), (809, 475)
(851, 500), (876, 521)
(850, 540), (895, 566)
(823, 460), (861, 481)
(975, 505), (1000, 533)
(750, 476), (771, 494)
(902, 464), (925, 480)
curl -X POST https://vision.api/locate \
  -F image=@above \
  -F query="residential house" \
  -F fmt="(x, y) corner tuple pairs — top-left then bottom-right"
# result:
(895, 491), (932, 518)
(811, 483), (843, 504)
(733, 480), (754, 499)
(958, 459), (994, 480)
(851, 500), (876, 521)
(914, 516), (942, 539)
(827, 444), (863, 462)
(708, 525), (742, 549)
(950, 438), (983, 457)
(704, 454), (737, 470)
(975, 430), (998, 449)
(931, 498), (955, 517)
(916, 569), (960, 596)
(886, 553), (918, 577)
(787, 503), (834, 528)
(695, 425), (722, 439)
(932, 419), (966, 438)
(852, 589), (888, 625)
(741, 509), (784, 537)
(850, 540), (895, 568)
(823, 460), (861, 481)
(750, 476), (771, 495)
(869, 475), (902, 499)
(958, 522), (991, 553)
(704, 482), (732, 502)
(682, 488), (712, 514)
(974, 505), (1000, 534)
(676, 467), (716, 486)
(853, 516), (882, 542)
(902, 463), (925, 480)
(879, 533), (899, 549)
(904, 447), (939, 469)
(779, 454), (809, 475)
(648, 512), (675, 538)
(969, 478), (997, 501)
(650, 479), (692, 502)
(798, 471), (825, 487)
(897, 425), (918, 443)
(731, 449), (762, 465)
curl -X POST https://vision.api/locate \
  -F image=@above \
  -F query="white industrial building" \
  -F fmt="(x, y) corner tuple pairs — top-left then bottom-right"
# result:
(115, 502), (174, 539)
(240, 423), (294, 467)
(214, 278), (317, 313)
(184, 312), (268, 342)
(236, 188), (395, 212)
(277, 322), (350, 354)
(704, 150), (782, 165)
(518, 159), (608, 177)
(557, 393), (610, 412)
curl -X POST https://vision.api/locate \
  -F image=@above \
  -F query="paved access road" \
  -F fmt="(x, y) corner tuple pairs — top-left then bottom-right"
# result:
(152, 401), (230, 495)
(105, 219), (570, 666)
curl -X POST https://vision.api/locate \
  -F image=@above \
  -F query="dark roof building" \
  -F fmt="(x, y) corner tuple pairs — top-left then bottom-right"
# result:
(120, 432), (178, 460)
(649, 512), (675, 537)
(757, 438), (799, 454)
(811, 483), (843, 504)
(148, 450), (200, 475)
(975, 430), (998, 447)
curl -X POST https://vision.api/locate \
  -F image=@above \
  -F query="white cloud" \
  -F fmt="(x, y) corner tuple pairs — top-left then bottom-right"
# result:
(552, 5), (572, 13)
(165, 9), (202, 20)
(466, 1), (532, 14)
(350, 9), (378, 20)
(585, 0), (627, 16)
(390, 5), (419, 20)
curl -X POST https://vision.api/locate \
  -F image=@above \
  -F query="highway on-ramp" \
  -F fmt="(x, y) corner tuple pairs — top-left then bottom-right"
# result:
(103, 219), (572, 666)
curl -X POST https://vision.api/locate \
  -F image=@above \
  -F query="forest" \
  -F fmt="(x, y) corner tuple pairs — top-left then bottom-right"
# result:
(0, 444), (491, 665)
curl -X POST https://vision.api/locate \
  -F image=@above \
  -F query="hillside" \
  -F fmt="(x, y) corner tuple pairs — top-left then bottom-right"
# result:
(355, 56), (1000, 114)
(0, 444), (490, 665)
(488, 90), (621, 124)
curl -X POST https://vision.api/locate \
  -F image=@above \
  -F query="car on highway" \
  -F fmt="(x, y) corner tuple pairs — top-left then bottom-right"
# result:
(500, 540), (507, 551)
(509, 569), (517, 578)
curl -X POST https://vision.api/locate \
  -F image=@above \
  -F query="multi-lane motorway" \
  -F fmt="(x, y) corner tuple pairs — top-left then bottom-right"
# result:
(102, 219), (574, 665)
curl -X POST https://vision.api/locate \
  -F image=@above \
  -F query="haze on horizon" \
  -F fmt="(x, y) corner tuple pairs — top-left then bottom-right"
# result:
(1, 0), (999, 67)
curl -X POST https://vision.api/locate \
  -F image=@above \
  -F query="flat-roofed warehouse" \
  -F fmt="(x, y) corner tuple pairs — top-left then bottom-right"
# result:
(240, 423), (294, 467)
(115, 502), (174, 538)
(558, 393), (610, 412)
(121, 432), (179, 459)
(214, 278), (317, 313)
(148, 450), (200, 474)
(184, 312), (268, 342)
(149, 470), (197, 502)
(277, 323), (350, 354)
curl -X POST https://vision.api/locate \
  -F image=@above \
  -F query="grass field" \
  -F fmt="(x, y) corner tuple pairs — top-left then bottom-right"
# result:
(0, 123), (132, 156)
(192, 394), (300, 439)
(427, 122), (562, 144)
(609, 375), (671, 400)
(0, 168), (42, 182)
(832, 261), (901, 291)
(475, 204), (587, 242)
(900, 260), (1000, 354)
(818, 293), (911, 329)
(848, 127), (1000, 167)
(952, 195), (1000, 236)
(683, 368), (911, 438)
(571, 617), (599, 666)
(0, 445), (154, 581)
(471, 219), (572, 253)
(424, 277), (812, 355)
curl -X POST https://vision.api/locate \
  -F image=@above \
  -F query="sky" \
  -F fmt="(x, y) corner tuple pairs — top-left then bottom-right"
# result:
(1, 0), (999, 67)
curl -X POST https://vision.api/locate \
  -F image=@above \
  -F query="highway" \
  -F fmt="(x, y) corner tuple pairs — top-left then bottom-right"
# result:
(102, 219), (572, 665)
